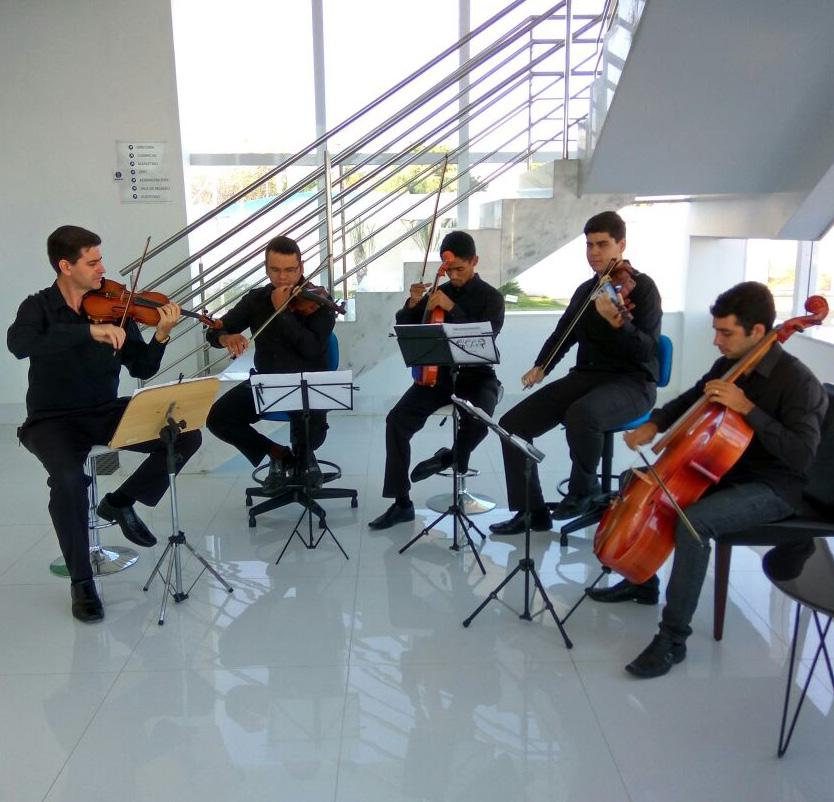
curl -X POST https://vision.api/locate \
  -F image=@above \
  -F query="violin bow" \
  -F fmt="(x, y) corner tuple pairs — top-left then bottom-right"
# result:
(536, 257), (622, 377)
(418, 155), (449, 285)
(118, 236), (152, 330)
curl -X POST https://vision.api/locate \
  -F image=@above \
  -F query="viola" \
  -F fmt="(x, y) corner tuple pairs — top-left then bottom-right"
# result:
(593, 260), (637, 321)
(415, 259), (450, 387)
(82, 278), (222, 329)
(593, 295), (829, 584)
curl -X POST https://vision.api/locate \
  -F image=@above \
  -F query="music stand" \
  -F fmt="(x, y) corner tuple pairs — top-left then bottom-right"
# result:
(250, 369), (355, 563)
(393, 324), (498, 574)
(454, 396), (572, 649)
(109, 376), (234, 625)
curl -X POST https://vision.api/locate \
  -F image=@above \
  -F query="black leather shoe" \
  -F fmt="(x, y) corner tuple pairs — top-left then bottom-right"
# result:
(626, 635), (686, 678)
(586, 576), (659, 605)
(261, 455), (293, 494)
(368, 502), (415, 530)
(97, 495), (157, 547)
(489, 509), (552, 536)
(297, 454), (323, 488)
(549, 494), (596, 520)
(410, 448), (454, 483)
(71, 579), (104, 623)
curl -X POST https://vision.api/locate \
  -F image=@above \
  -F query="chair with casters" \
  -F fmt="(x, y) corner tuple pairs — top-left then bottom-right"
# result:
(712, 382), (834, 641)
(556, 333), (674, 547)
(49, 444), (139, 577)
(244, 332), (358, 529)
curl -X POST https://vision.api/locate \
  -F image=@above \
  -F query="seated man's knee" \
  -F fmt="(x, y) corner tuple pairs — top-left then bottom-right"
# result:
(47, 468), (87, 498)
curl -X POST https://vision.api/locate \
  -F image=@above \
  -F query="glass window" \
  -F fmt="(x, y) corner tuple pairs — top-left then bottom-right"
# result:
(811, 227), (834, 328)
(745, 239), (798, 321)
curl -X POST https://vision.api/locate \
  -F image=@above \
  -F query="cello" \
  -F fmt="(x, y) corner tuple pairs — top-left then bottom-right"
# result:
(594, 295), (829, 585)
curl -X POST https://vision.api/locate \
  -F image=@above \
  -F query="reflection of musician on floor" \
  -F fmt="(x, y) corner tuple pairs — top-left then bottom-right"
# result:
(206, 235), (335, 492)
(590, 282), (828, 679)
(368, 231), (505, 530)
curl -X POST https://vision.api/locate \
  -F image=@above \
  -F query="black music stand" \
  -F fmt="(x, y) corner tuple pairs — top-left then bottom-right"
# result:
(393, 324), (498, 575)
(109, 377), (234, 625)
(249, 370), (355, 564)
(454, 396), (572, 648)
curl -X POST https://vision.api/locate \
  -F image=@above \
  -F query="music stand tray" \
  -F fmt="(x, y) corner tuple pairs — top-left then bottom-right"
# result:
(110, 377), (234, 625)
(250, 370), (355, 563)
(453, 395), (573, 649)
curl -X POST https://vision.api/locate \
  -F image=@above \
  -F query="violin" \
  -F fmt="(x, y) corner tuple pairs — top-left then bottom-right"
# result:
(593, 261), (637, 321)
(283, 281), (347, 317)
(82, 278), (223, 329)
(593, 295), (829, 585)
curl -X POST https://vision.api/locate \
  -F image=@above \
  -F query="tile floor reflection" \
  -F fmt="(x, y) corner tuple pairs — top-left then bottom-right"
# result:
(0, 415), (831, 802)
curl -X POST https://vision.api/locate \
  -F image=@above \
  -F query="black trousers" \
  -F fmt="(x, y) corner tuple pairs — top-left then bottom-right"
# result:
(499, 370), (655, 511)
(382, 371), (501, 499)
(206, 380), (328, 468)
(19, 398), (202, 583)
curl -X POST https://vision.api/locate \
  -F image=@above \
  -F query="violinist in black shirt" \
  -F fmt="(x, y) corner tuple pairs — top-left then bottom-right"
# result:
(205, 235), (336, 492)
(490, 211), (662, 535)
(7, 225), (199, 623)
(369, 231), (505, 530)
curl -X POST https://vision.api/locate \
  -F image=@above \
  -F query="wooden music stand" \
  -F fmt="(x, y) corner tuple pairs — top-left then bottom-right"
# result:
(110, 377), (234, 625)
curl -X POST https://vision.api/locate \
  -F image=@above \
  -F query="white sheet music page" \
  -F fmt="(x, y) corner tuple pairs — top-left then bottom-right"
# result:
(441, 322), (497, 364)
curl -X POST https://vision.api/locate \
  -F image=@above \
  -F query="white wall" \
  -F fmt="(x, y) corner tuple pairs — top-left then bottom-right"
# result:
(0, 0), (189, 421)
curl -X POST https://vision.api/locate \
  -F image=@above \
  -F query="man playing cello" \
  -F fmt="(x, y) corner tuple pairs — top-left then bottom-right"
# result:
(589, 281), (827, 678)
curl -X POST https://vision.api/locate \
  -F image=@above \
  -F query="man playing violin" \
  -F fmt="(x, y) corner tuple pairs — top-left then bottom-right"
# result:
(7, 225), (199, 623)
(589, 281), (827, 678)
(368, 231), (505, 530)
(205, 235), (335, 491)
(490, 211), (662, 535)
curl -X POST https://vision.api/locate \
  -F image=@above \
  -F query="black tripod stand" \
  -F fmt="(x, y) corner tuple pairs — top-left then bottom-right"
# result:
(399, 368), (486, 574)
(455, 397), (572, 648)
(247, 372), (354, 564)
(144, 415), (234, 625)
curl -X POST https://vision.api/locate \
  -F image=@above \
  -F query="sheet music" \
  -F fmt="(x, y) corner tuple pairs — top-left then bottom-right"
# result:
(442, 322), (498, 364)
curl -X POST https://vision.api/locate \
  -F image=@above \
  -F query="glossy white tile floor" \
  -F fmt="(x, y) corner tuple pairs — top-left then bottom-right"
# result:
(2, 414), (832, 802)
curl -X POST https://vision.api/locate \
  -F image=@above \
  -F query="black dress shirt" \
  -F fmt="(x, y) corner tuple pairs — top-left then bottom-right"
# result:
(7, 283), (167, 422)
(535, 269), (662, 382)
(395, 273), (505, 379)
(206, 285), (336, 373)
(650, 343), (828, 505)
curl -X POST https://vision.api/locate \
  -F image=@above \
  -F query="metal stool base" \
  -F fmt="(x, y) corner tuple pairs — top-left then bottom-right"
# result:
(50, 545), (139, 577)
(427, 489), (496, 515)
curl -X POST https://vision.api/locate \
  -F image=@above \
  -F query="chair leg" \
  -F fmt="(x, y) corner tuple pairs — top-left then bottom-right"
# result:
(714, 542), (732, 641)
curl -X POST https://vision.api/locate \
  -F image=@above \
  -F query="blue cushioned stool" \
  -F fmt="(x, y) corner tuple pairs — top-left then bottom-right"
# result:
(556, 334), (673, 547)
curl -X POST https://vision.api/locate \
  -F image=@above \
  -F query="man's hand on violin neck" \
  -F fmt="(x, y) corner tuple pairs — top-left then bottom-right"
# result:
(704, 380), (754, 415)
(271, 285), (294, 311)
(594, 292), (626, 328)
(219, 333), (248, 358)
(90, 323), (126, 350)
(154, 302), (181, 342)
(427, 289), (454, 312)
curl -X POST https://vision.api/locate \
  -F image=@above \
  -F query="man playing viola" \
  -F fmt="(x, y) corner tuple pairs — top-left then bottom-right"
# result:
(490, 211), (662, 535)
(7, 225), (198, 623)
(368, 231), (505, 530)
(590, 282), (827, 678)
(206, 235), (336, 491)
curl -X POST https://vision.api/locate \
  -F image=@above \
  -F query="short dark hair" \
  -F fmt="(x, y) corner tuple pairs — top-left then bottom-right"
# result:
(264, 235), (302, 263)
(47, 225), (101, 274)
(710, 281), (776, 333)
(583, 211), (626, 242)
(439, 230), (476, 261)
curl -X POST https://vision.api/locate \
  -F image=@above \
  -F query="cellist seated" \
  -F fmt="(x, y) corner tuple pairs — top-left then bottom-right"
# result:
(368, 231), (505, 530)
(588, 282), (828, 678)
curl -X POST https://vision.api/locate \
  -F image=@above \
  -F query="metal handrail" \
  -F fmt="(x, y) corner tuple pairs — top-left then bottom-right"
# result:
(137, 0), (616, 381)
